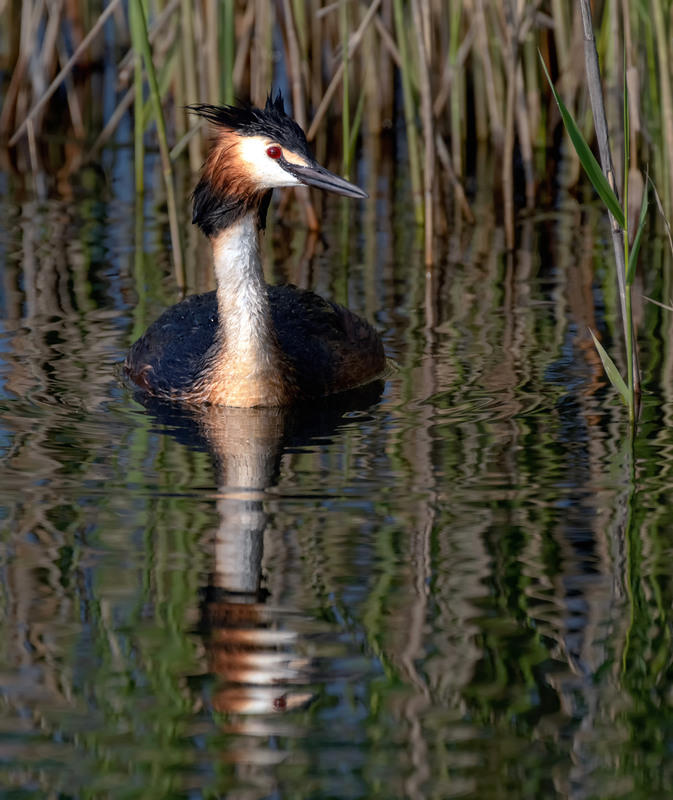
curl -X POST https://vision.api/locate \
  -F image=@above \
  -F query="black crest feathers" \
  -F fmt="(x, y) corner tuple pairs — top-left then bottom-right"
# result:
(188, 91), (310, 155)
(189, 91), (314, 237)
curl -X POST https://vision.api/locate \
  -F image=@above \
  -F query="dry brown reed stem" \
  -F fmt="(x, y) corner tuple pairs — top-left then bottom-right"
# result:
(0, 0), (54, 137)
(515, 63), (535, 209)
(339, 0), (350, 176)
(221, 1), (235, 103)
(474, 0), (503, 148)
(42, 3), (61, 79)
(372, 12), (402, 68)
(501, 0), (519, 249)
(623, 4), (644, 236)
(411, 0), (435, 265)
(180, 0), (202, 174)
(170, 119), (205, 161)
(642, 296), (673, 312)
(447, 4), (463, 181)
(650, 180), (673, 260)
(512, 0), (539, 210)
(88, 85), (135, 156)
(56, 39), (85, 140)
(0, 53), (26, 136)
(315, 0), (342, 18)
(522, 35), (540, 153)
(233, 2), (256, 90)
(551, 0), (570, 87)
(282, 0), (318, 230)
(282, 0), (305, 129)
(8, 0), (123, 147)
(578, 0), (638, 398)
(433, 23), (474, 119)
(435, 132), (474, 224)
(205, 0), (219, 102)
(503, 79), (516, 249)
(251, 0), (272, 107)
(308, 0), (323, 114)
(26, 119), (39, 177)
(650, 0), (673, 215)
(193, 5), (210, 102)
(306, 0), (382, 141)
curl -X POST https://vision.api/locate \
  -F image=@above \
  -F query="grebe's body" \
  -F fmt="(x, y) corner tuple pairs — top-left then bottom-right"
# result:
(126, 281), (384, 407)
(124, 93), (386, 407)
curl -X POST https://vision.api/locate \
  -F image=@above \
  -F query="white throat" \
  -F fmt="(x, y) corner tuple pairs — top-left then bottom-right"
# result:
(210, 212), (278, 368)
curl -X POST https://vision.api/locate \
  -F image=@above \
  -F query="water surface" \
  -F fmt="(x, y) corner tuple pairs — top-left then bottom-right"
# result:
(1, 135), (673, 800)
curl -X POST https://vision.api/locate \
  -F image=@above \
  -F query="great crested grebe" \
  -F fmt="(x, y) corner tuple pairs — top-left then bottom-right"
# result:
(124, 92), (388, 407)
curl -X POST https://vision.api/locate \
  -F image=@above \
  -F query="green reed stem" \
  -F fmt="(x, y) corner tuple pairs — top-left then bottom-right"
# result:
(348, 81), (366, 166)
(579, 0), (639, 423)
(625, 288), (635, 423)
(130, 6), (144, 193)
(623, 59), (636, 425)
(130, 0), (184, 289)
(131, 188), (148, 343)
(392, 0), (423, 224)
(141, 40), (179, 130)
(340, 0), (351, 177)
(291, 0), (307, 58)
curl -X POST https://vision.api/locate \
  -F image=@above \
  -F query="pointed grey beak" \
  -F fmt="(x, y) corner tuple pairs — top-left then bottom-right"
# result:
(281, 160), (368, 199)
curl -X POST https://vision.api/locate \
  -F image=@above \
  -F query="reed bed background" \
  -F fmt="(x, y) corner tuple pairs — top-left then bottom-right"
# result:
(2, 0), (672, 259)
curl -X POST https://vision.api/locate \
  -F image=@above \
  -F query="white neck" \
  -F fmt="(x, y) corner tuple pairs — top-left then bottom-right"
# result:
(205, 212), (292, 406)
(211, 212), (276, 365)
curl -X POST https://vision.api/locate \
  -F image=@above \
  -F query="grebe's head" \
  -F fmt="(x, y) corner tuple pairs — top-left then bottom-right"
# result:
(189, 92), (367, 237)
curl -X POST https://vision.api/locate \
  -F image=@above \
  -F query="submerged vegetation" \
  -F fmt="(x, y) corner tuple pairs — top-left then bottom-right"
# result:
(1, 0), (673, 423)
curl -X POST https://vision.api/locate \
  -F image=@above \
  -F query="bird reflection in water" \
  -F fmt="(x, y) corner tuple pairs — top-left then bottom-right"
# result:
(138, 382), (384, 720)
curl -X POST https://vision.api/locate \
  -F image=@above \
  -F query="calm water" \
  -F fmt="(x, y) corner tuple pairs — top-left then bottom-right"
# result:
(2, 132), (673, 800)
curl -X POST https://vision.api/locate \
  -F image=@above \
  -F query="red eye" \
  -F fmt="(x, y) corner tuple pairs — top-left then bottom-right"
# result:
(266, 145), (282, 160)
